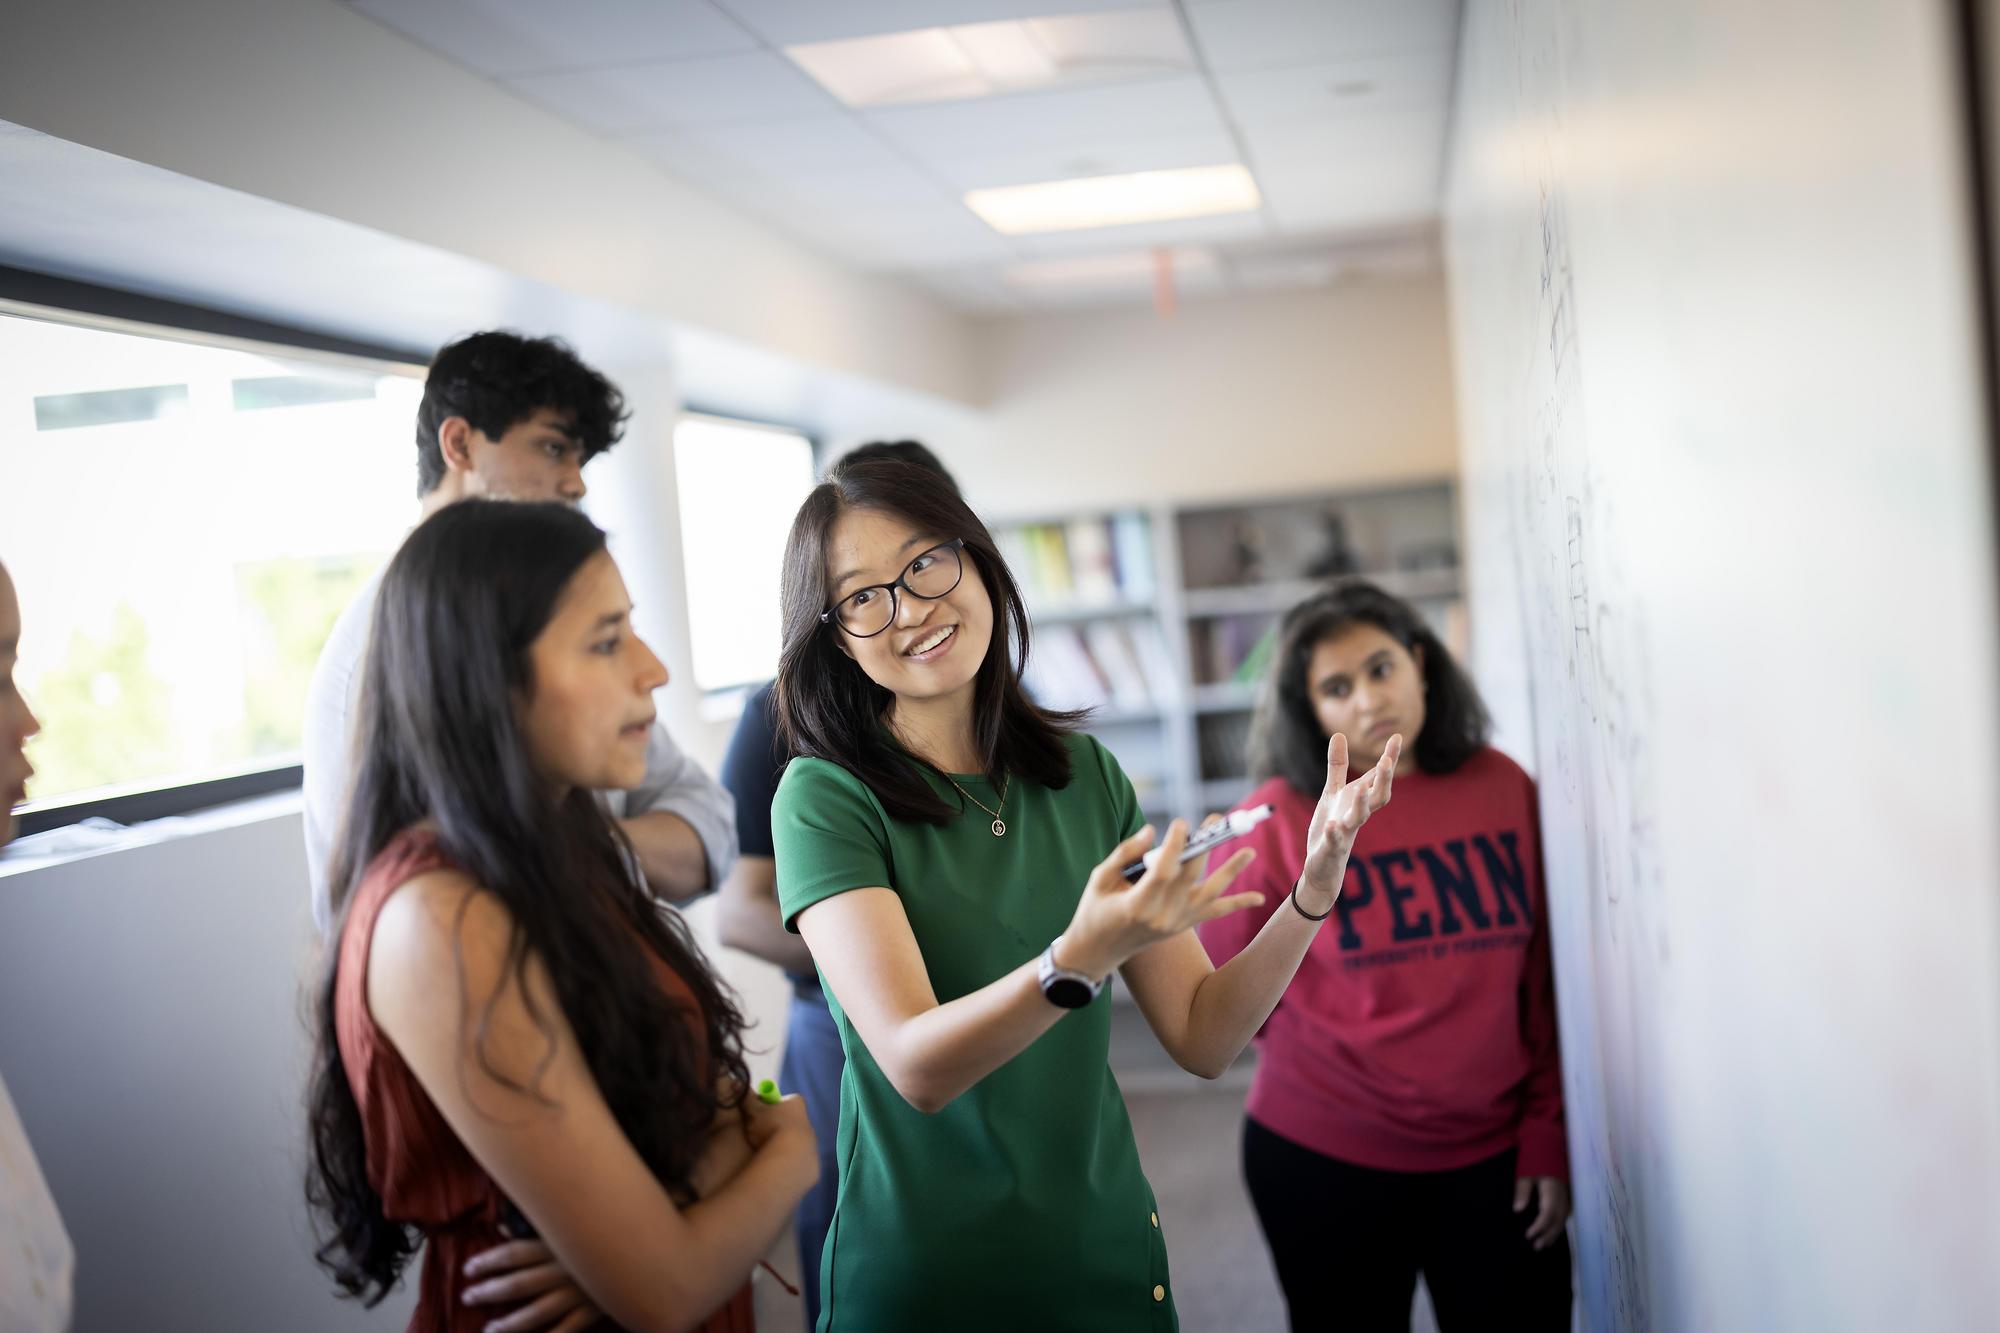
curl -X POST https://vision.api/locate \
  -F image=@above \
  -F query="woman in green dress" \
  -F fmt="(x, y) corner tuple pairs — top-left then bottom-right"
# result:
(771, 459), (1402, 1331)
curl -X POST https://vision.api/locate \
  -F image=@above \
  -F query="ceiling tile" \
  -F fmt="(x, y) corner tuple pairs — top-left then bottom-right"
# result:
(1184, 0), (1459, 72)
(703, 159), (959, 214)
(1256, 162), (1438, 231)
(865, 75), (1227, 161)
(620, 131), (752, 183)
(930, 129), (1240, 191)
(809, 210), (1021, 270)
(504, 51), (837, 134)
(1031, 8), (1191, 68)
(665, 114), (919, 177)
(713, 0), (1148, 47)
(1240, 104), (1450, 172)
(344, 0), (757, 77)
(1211, 51), (1452, 127)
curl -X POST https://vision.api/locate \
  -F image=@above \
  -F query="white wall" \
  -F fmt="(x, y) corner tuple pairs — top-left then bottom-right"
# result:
(0, 801), (417, 1332)
(946, 274), (1461, 518)
(1446, 2), (2000, 1330)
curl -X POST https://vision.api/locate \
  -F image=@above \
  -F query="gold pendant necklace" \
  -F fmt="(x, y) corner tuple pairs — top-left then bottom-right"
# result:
(943, 773), (1010, 836)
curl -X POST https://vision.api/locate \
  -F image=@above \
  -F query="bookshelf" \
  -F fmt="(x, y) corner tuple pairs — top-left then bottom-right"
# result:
(993, 479), (1463, 832)
(996, 509), (1187, 827)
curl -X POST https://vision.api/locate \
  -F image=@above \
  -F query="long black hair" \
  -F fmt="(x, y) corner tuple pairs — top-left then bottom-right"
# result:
(774, 459), (1080, 825)
(305, 500), (750, 1304)
(1249, 580), (1491, 795)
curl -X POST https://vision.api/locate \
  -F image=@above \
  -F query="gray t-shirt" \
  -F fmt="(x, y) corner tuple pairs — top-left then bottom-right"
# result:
(301, 570), (736, 935)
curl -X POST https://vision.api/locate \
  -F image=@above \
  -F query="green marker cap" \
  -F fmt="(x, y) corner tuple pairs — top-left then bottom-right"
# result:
(756, 1078), (781, 1104)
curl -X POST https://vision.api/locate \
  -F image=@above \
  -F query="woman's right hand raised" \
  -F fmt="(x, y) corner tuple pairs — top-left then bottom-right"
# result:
(1056, 822), (1262, 981)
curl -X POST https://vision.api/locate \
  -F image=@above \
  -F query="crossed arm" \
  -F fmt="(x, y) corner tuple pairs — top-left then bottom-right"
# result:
(367, 872), (817, 1333)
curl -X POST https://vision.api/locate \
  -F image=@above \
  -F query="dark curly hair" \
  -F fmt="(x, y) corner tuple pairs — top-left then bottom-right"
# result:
(414, 331), (629, 497)
(306, 500), (750, 1304)
(1249, 580), (1491, 796)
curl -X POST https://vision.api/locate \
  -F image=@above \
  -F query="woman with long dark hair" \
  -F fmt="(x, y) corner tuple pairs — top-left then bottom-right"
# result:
(769, 460), (1399, 1330)
(305, 500), (818, 1332)
(1198, 581), (1572, 1330)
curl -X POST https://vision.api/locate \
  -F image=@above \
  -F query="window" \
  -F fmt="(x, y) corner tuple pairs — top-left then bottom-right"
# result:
(672, 413), (817, 692)
(0, 307), (424, 820)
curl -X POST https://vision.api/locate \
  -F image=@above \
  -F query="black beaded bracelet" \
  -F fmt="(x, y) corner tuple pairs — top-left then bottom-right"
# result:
(1290, 880), (1334, 922)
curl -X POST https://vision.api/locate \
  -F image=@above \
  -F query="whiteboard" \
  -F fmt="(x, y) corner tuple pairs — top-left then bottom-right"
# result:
(1445, 2), (2000, 1329)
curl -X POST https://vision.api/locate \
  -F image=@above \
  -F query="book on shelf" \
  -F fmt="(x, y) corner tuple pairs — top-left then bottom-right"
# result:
(995, 526), (1034, 592)
(1026, 621), (1177, 716)
(1065, 517), (1120, 605)
(1199, 613), (1273, 687)
(1124, 620), (1178, 703)
(1027, 525), (1073, 602)
(999, 513), (1154, 608)
(1028, 625), (1110, 711)
(1232, 623), (1278, 685)
(1111, 512), (1154, 602)
(1085, 622), (1151, 711)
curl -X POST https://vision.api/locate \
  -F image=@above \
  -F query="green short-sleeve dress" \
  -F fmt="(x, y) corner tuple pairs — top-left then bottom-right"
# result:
(773, 732), (1177, 1332)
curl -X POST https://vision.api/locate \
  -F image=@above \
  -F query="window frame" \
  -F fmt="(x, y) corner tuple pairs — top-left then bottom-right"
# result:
(672, 406), (824, 701)
(1, 264), (428, 835)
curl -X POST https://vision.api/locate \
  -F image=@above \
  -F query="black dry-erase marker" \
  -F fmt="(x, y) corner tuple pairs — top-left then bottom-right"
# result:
(1122, 804), (1274, 883)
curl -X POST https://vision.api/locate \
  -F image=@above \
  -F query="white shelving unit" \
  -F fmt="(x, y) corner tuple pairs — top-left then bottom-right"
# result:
(992, 478), (1463, 831)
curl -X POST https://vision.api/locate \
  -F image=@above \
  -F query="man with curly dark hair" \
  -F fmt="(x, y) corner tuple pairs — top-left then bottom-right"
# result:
(302, 331), (736, 936)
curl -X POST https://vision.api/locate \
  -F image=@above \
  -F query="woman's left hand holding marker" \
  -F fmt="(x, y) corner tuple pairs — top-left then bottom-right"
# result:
(1058, 820), (1264, 981)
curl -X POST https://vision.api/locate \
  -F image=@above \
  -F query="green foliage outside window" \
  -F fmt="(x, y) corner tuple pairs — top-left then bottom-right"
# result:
(235, 553), (378, 756)
(21, 555), (378, 804)
(24, 603), (178, 798)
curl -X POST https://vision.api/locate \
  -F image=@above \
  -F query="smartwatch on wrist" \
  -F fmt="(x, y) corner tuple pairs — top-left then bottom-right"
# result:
(1037, 939), (1106, 1009)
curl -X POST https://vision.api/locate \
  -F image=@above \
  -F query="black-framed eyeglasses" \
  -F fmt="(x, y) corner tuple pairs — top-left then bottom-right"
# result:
(821, 538), (966, 638)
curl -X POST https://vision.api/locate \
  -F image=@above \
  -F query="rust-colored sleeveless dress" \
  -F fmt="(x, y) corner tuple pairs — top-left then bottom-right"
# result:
(334, 828), (756, 1332)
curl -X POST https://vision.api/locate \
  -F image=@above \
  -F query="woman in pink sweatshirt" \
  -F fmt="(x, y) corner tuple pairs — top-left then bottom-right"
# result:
(1198, 581), (1571, 1331)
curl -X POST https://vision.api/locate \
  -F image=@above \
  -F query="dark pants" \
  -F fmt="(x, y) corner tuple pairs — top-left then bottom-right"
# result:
(1241, 1117), (1572, 1332)
(779, 989), (844, 1331)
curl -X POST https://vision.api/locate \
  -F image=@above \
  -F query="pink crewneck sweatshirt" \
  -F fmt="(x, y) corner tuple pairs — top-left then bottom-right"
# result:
(1199, 747), (1569, 1179)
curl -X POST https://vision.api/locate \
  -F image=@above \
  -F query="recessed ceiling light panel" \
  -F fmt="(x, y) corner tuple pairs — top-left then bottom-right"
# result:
(786, 10), (1192, 108)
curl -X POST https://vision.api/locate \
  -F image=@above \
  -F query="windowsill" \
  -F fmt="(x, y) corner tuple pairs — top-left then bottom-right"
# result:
(696, 684), (755, 725)
(0, 787), (304, 878)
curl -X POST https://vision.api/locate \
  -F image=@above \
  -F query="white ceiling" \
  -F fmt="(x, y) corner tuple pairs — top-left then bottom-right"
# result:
(341, 0), (1461, 311)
